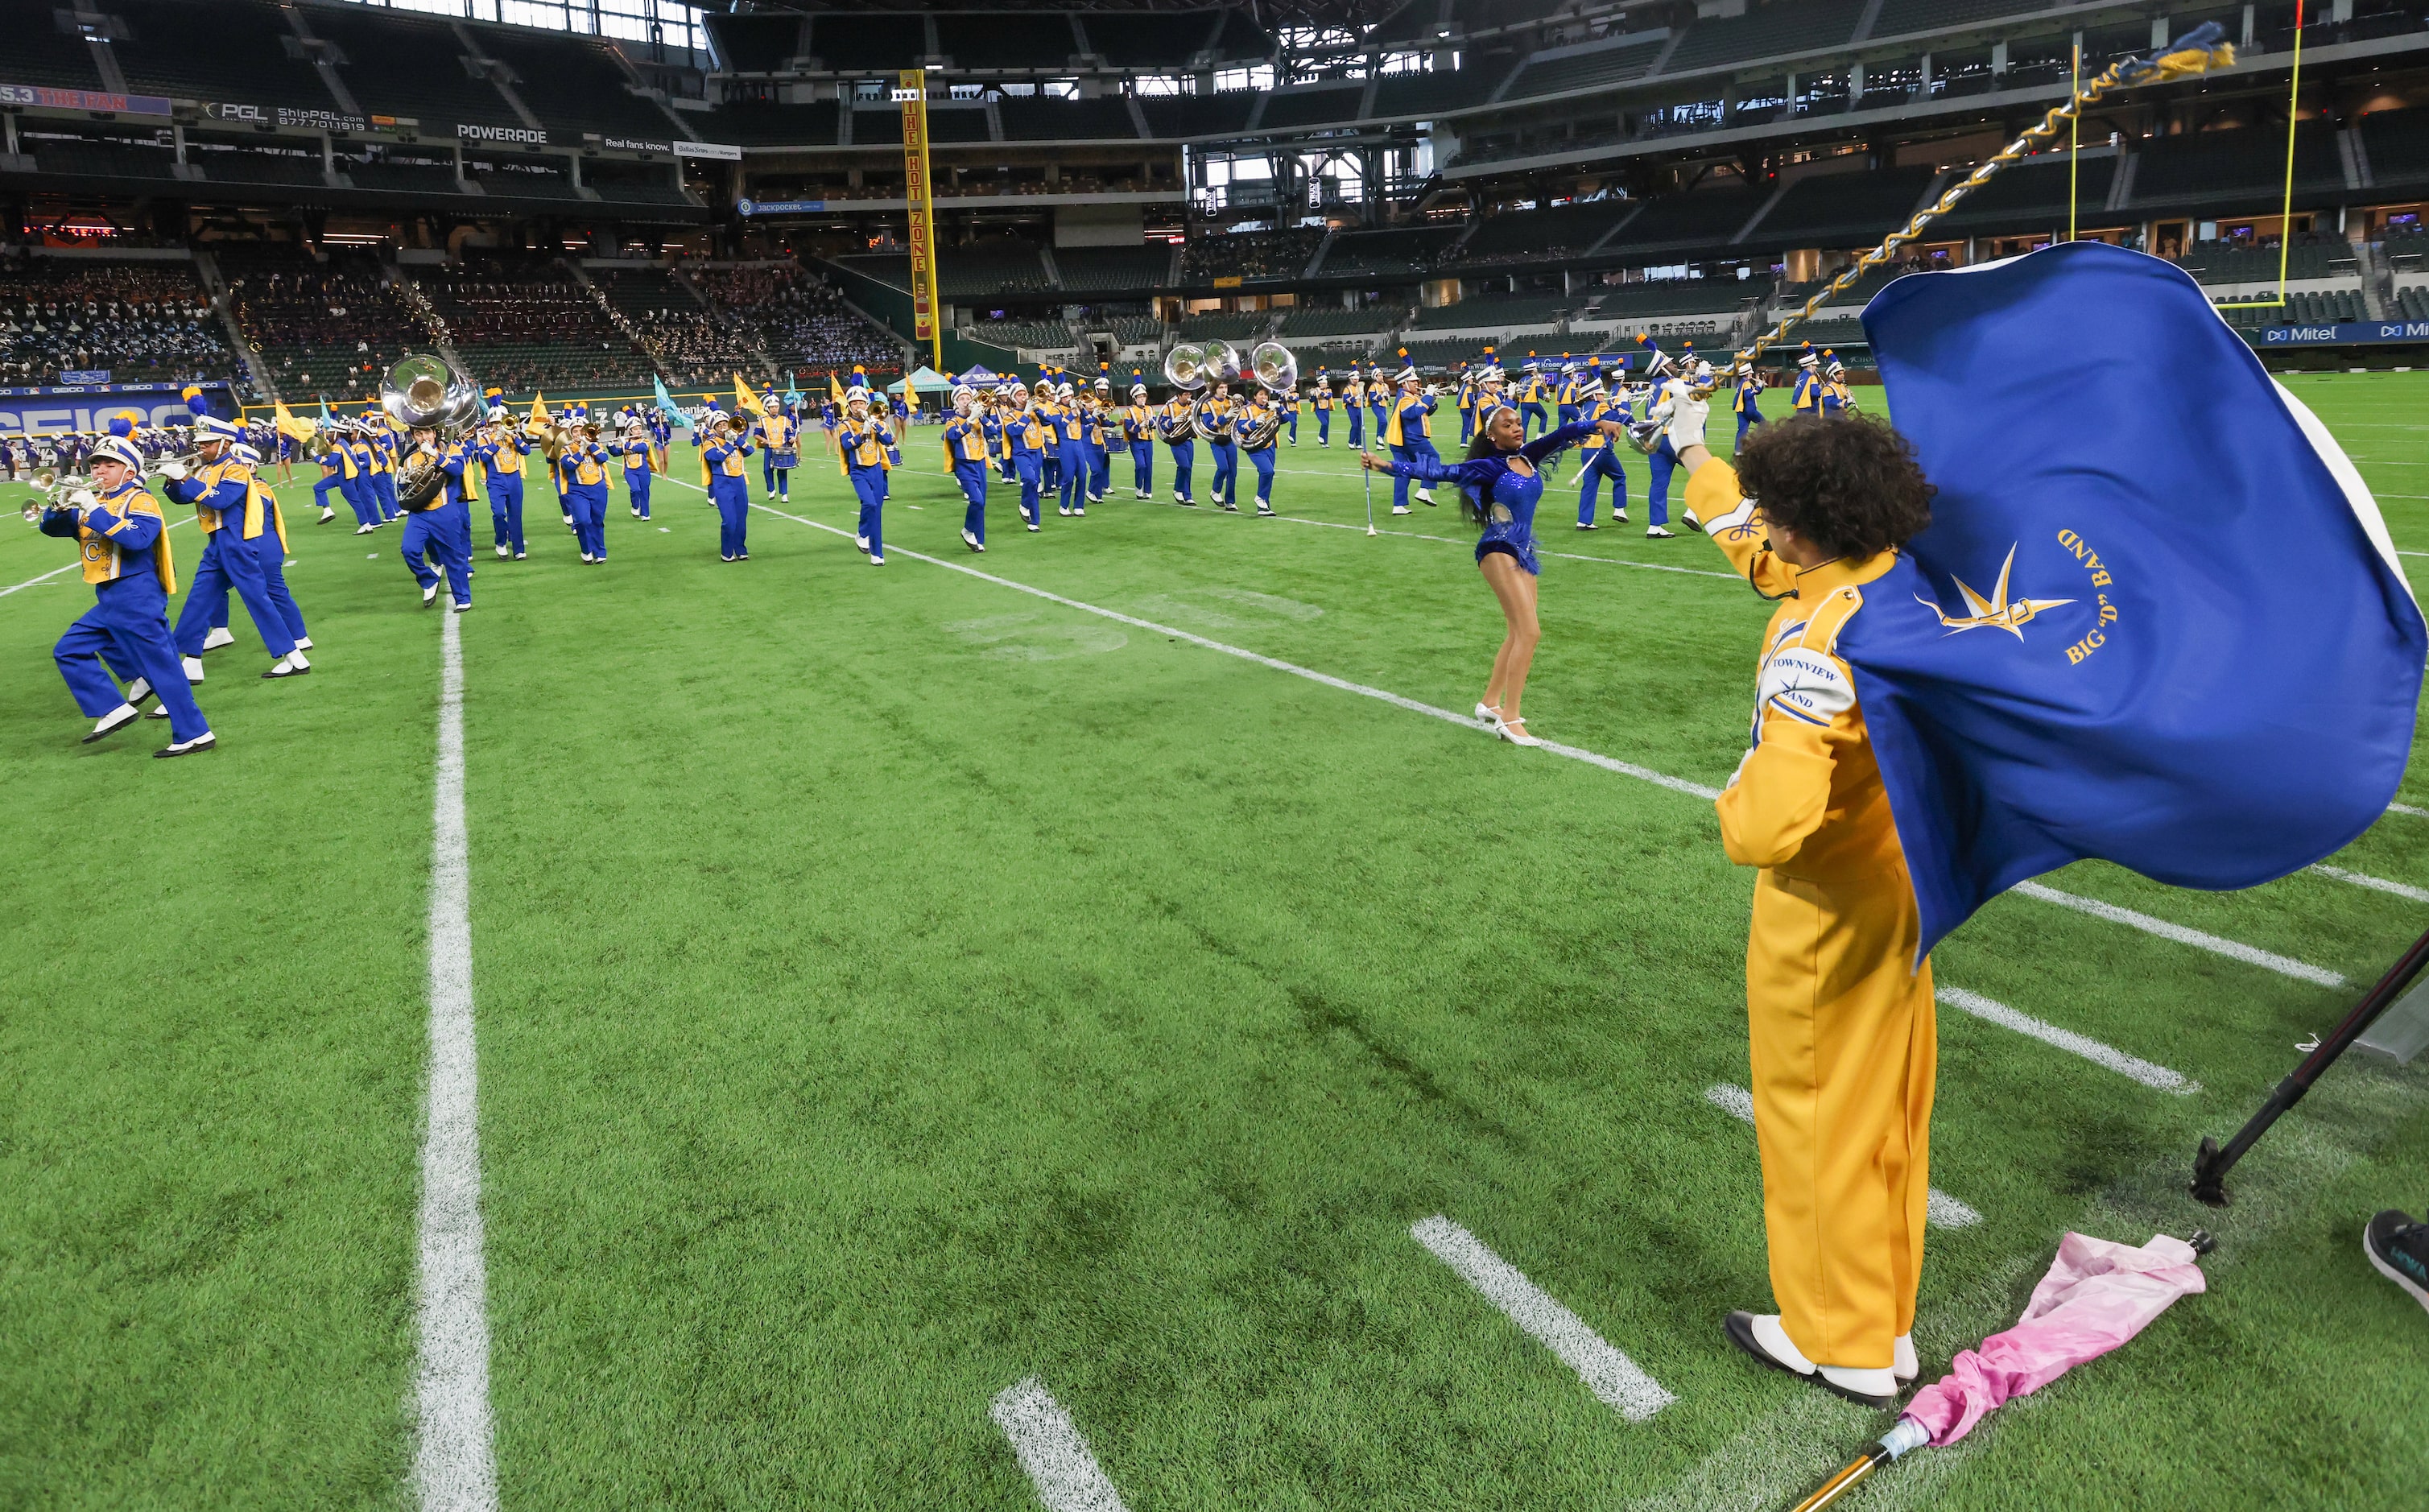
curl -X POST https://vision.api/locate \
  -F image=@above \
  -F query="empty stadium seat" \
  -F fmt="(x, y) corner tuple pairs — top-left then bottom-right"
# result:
(997, 97), (1139, 143)
(478, 28), (673, 141)
(935, 242), (1051, 299)
(0, 0), (107, 89)
(307, 6), (524, 130)
(110, 0), (329, 108)
(1457, 201), (1631, 264)
(1054, 246), (1172, 295)
(1257, 85), (1365, 130)
(1603, 188), (1768, 258)
(1504, 36), (1667, 101)
(704, 12), (802, 72)
(811, 12), (926, 72)
(1751, 165), (1939, 250)
(936, 13), (1076, 69)
(2130, 122), (2345, 211)
(1324, 226), (1465, 277)
(1663, 0), (1866, 74)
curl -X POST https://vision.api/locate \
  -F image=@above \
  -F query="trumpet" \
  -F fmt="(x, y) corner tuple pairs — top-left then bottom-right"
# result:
(31, 467), (97, 511)
(148, 448), (203, 478)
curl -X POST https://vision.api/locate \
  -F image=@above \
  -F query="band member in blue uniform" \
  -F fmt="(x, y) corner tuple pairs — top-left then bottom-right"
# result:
(1383, 359), (1440, 516)
(619, 421), (660, 520)
(1344, 365), (1365, 448)
(944, 382), (991, 552)
(701, 415), (754, 560)
(1733, 365), (1767, 447)
(397, 423), (472, 610)
(43, 435), (214, 754)
(838, 388), (896, 564)
(564, 423), (613, 563)
(1157, 386), (1197, 506)
(1088, 374), (1114, 502)
(1237, 387), (1283, 517)
(477, 416), (533, 559)
(757, 402), (799, 503)
(1312, 371), (1334, 446)
(1197, 380), (1238, 510)
(1008, 388), (1047, 531)
(229, 441), (311, 655)
(159, 407), (305, 680)
(1123, 378), (1155, 499)
(1572, 374), (1630, 528)
(1052, 381), (1090, 517)
(1361, 405), (1627, 748)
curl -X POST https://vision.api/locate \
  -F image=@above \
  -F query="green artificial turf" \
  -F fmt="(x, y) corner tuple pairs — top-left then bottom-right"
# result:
(3, 374), (2427, 1509)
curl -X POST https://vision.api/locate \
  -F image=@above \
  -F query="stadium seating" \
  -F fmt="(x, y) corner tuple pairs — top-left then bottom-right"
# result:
(936, 13), (1077, 69)
(0, 254), (229, 389)
(2357, 107), (2429, 189)
(0, 0), (105, 89)
(1871, 0), (2052, 40)
(2382, 226), (2429, 274)
(1054, 246), (1173, 294)
(812, 12), (927, 72)
(1257, 85), (1365, 131)
(710, 101), (842, 148)
(2172, 237), (2357, 283)
(1137, 94), (1258, 138)
(1502, 36), (1668, 101)
(997, 97), (1140, 143)
(1184, 229), (1323, 283)
(1663, 0), (1866, 74)
(305, 6), (525, 131)
(221, 246), (429, 403)
(2215, 288), (2369, 328)
(1458, 201), (1630, 265)
(1601, 188), (1768, 258)
(970, 318), (1077, 351)
(693, 265), (900, 377)
(1588, 279), (1769, 319)
(26, 134), (181, 184)
(926, 107), (995, 145)
(1752, 165), (1939, 250)
(1106, 316), (1163, 345)
(472, 163), (584, 203)
(411, 253), (651, 394)
(109, 0), (329, 109)
(1370, 56), (1518, 118)
(936, 242), (1051, 299)
(1176, 312), (1270, 340)
(1791, 316), (1869, 349)
(2393, 283), (2429, 321)
(1400, 337), (1491, 371)
(2130, 122), (2346, 212)
(1322, 226), (1466, 277)
(1930, 155), (2118, 237)
(188, 143), (329, 189)
(477, 29), (674, 142)
(1281, 306), (1400, 338)
(1080, 11), (1231, 68)
(345, 158), (463, 196)
(704, 12), (802, 72)
(1412, 293), (1565, 331)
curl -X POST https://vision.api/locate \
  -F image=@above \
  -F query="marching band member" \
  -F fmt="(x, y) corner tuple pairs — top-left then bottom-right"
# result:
(566, 423), (613, 564)
(1197, 379), (1238, 510)
(230, 440), (310, 658)
(1456, 360), (1478, 444)
(318, 423), (376, 533)
(838, 387), (895, 564)
(476, 415), (534, 560)
(1634, 336), (1690, 538)
(1368, 363), (1390, 442)
(943, 382), (991, 553)
(1052, 381), (1089, 517)
(1664, 389), (1940, 1412)
(159, 403), (306, 680)
(343, 422), (383, 529)
(397, 423), (473, 611)
(992, 381), (1018, 481)
(1124, 378), (1155, 500)
(1283, 380), (1301, 445)
(43, 433), (214, 754)
(1572, 373), (1629, 529)
(1034, 376), (1063, 498)
(364, 407), (401, 523)
(1820, 352), (1856, 415)
(1791, 345), (1826, 416)
(1382, 357), (1439, 516)
(1312, 371), (1333, 446)
(1156, 384), (1197, 506)
(1556, 357), (1583, 430)
(1343, 365), (1365, 448)
(620, 421), (661, 520)
(1007, 386), (1047, 531)
(701, 415), (754, 561)
(1517, 357), (1549, 439)
(1088, 374), (1114, 502)
(1360, 404), (1627, 748)
(757, 399), (799, 504)
(1237, 386), (1282, 518)
(1735, 364), (1768, 446)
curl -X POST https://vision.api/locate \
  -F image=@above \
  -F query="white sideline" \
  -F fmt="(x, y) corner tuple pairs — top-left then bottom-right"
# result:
(1700, 1087), (1982, 1229)
(2010, 881), (2346, 988)
(1409, 1214), (1676, 1421)
(990, 1378), (1128, 1512)
(1933, 986), (2200, 1095)
(733, 494), (2353, 985)
(2310, 862), (2429, 904)
(412, 607), (499, 1512)
(0, 514), (195, 599)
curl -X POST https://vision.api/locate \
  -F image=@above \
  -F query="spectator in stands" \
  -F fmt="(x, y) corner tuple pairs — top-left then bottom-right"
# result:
(0, 253), (229, 387)
(1182, 227), (1326, 283)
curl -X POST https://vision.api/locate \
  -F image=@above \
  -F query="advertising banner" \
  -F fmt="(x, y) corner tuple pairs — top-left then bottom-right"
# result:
(2253, 320), (2429, 345)
(0, 381), (233, 437)
(0, 84), (170, 116)
(736, 199), (827, 217)
(673, 139), (743, 162)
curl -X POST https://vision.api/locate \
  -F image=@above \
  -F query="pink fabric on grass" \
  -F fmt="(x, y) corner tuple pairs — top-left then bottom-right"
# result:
(1904, 1231), (2207, 1447)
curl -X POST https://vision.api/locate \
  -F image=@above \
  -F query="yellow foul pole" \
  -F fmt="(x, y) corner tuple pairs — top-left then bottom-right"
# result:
(898, 68), (945, 374)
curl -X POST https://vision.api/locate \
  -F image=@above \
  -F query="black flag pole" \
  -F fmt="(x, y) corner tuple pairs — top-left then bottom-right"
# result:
(2191, 923), (2429, 1206)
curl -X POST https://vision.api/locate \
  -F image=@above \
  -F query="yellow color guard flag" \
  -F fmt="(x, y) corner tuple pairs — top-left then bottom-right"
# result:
(828, 373), (847, 403)
(528, 390), (549, 430)
(271, 401), (313, 440)
(735, 375), (766, 417)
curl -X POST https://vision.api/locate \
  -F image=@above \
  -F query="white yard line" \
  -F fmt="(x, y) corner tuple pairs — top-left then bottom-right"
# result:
(411, 607), (498, 1512)
(989, 1378), (1128, 1512)
(1701, 1087), (1983, 1229)
(2010, 881), (2346, 988)
(1409, 1214), (1675, 1421)
(2389, 802), (2429, 818)
(1933, 986), (2201, 1095)
(1259, 510), (1741, 580)
(736, 494), (2351, 985)
(2309, 862), (2429, 903)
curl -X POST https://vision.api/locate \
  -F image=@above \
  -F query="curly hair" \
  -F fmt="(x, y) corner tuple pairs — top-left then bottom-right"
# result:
(1733, 413), (1935, 560)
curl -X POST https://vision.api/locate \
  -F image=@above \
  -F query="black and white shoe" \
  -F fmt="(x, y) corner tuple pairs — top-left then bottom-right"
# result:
(513, 551), (527, 560)
(1724, 1312), (1900, 1410)
(1613, 507), (1629, 523)
(1391, 504), (1411, 515)
(452, 600), (471, 612)
(295, 637), (313, 651)
(155, 732), (217, 758)
(124, 676), (152, 705)
(354, 523), (377, 535)
(495, 544), (510, 558)
(1057, 506), (1072, 517)
(2366, 1209), (2429, 1315)
(201, 626), (237, 652)
(263, 651), (310, 679)
(1576, 522), (1599, 531)
(423, 584), (440, 606)
(1072, 506), (1086, 517)
(182, 655), (206, 684)
(1255, 505), (1275, 517)
(83, 702), (142, 743)
(855, 535), (870, 553)
(961, 529), (984, 553)
(1646, 525), (1676, 539)
(1027, 522), (1041, 532)
(318, 507), (337, 524)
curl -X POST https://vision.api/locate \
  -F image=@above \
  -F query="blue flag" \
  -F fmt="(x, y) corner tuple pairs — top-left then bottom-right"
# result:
(1846, 242), (2423, 957)
(653, 375), (689, 428)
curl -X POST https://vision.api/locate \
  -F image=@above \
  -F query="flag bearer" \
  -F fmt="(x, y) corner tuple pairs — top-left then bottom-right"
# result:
(42, 433), (214, 754)
(944, 382), (991, 552)
(1664, 390), (1942, 1414)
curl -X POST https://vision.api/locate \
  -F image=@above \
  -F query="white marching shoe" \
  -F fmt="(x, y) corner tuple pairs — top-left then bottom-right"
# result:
(1613, 506), (1630, 523)
(422, 584), (441, 606)
(125, 677), (152, 704)
(201, 626), (237, 652)
(1725, 1312), (1902, 1409)
(263, 650), (310, 679)
(84, 702), (142, 742)
(1390, 504), (1411, 515)
(155, 732), (217, 758)
(353, 522), (376, 535)
(1894, 1333), (1919, 1382)
(1646, 525), (1675, 539)
(869, 554), (885, 566)
(496, 544), (510, 558)
(295, 637), (313, 651)
(1414, 488), (1436, 506)
(855, 535), (870, 552)
(961, 528), (985, 553)
(318, 506), (337, 523)
(181, 655), (206, 683)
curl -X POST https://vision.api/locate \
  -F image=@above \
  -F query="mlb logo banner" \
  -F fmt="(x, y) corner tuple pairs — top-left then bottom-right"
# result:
(1845, 242), (2424, 956)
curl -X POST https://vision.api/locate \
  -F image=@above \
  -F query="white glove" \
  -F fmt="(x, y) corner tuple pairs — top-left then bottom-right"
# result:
(1665, 391), (1710, 451)
(68, 488), (97, 510)
(159, 460), (188, 481)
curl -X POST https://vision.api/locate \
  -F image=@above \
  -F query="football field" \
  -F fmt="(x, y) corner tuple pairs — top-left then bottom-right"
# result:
(4, 374), (2427, 1509)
